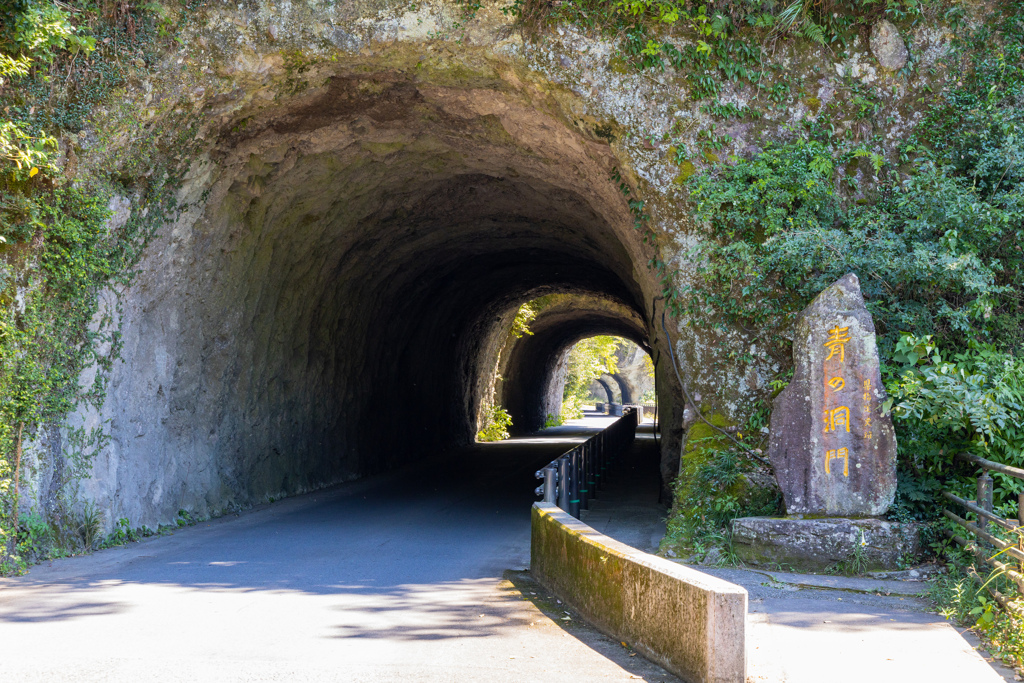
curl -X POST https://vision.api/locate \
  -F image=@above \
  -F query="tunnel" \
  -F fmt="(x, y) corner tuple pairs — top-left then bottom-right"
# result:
(497, 294), (649, 433)
(91, 69), (675, 526)
(597, 375), (622, 404)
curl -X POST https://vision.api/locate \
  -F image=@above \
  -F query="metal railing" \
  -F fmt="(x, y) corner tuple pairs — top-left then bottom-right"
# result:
(943, 452), (1024, 612)
(534, 408), (638, 519)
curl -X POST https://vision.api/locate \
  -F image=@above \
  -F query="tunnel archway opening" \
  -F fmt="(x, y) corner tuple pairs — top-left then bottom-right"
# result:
(491, 302), (667, 494)
(516, 329), (664, 501)
(556, 335), (657, 419)
(517, 329), (656, 422)
(595, 378), (616, 406)
(596, 374), (623, 404)
(94, 67), (681, 526)
(496, 296), (650, 434)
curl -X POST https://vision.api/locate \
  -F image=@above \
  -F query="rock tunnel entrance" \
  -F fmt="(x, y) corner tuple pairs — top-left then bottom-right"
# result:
(88, 68), (681, 528)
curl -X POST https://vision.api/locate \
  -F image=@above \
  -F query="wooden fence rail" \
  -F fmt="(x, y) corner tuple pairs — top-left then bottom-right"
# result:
(943, 452), (1024, 613)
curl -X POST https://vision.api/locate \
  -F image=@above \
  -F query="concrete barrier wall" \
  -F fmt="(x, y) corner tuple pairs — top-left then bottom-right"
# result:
(531, 503), (747, 683)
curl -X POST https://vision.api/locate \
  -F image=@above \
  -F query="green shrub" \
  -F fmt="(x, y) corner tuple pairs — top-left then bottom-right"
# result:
(100, 518), (139, 548)
(477, 405), (513, 442)
(886, 335), (1023, 513)
(78, 502), (102, 550)
(663, 405), (781, 554)
(16, 511), (50, 559)
(543, 414), (564, 428)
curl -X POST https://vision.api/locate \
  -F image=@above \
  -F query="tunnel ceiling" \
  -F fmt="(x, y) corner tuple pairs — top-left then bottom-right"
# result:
(105, 66), (658, 517)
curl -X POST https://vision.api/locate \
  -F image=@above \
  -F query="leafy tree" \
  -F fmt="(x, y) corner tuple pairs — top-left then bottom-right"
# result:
(887, 335), (1023, 517)
(0, 1), (94, 155)
(511, 302), (537, 339)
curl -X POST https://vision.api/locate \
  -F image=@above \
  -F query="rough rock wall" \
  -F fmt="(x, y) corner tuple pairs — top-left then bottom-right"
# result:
(542, 351), (570, 423)
(590, 377), (616, 404)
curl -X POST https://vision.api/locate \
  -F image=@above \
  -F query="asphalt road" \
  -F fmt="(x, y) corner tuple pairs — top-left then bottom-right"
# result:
(0, 418), (679, 683)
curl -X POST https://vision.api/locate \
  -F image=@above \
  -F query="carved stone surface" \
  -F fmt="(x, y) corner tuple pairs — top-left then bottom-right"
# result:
(769, 273), (897, 516)
(870, 20), (909, 70)
(731, 517), (921, 572)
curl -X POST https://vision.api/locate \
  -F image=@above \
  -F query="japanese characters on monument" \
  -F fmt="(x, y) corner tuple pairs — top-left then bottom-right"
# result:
(823, 325), (852, 477)
(820, 323), (881, 481)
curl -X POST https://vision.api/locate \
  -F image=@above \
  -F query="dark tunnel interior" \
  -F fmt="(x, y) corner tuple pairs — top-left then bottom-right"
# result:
(109, 71), (671, 520)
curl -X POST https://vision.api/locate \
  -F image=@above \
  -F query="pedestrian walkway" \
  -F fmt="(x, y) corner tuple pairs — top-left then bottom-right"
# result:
(691, 564), (1016, 682)
(4, 411), (1010, 683)
(579, 421), (667, 554)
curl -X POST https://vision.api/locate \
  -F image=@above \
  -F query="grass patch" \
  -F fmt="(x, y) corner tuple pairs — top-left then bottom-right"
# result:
(930, 562), (1024, 673)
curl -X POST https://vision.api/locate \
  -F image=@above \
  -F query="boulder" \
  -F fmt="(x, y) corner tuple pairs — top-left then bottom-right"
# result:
(731, 516), (921, 572)
(769, 273), (897, 516)
(870, 20), (909, 70)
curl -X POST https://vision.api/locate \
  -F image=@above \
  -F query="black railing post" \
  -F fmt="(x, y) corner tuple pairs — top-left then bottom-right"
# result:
(569, 448), (581, 519)
(558, 456), (570, 512)
(582, 444), (588, 501)
(579, 442), (590, 510)
(587, 441), (597, 499)
(536, 466), (556, 504)
(534, 411), (640, 518)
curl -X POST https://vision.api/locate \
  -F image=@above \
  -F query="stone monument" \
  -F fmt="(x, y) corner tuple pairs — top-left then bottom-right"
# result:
(770, 272), (897, 516)
(731, 274), (918, 571)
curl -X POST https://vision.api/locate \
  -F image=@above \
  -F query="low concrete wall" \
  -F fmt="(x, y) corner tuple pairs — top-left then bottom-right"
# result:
(531, 503), (747, 683)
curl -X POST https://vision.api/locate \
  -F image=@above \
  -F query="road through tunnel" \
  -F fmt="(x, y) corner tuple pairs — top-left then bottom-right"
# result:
(83, 66), (684, 529)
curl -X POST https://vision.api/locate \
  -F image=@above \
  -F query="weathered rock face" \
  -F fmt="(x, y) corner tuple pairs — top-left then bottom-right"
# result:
(769, 274), (897, 517)
(731, 516), (920, 572)
(590, 377), (618, 404)
(871, 20), (909, 70)
(543, 352), (570, 421)
(600, 373), (631, 403)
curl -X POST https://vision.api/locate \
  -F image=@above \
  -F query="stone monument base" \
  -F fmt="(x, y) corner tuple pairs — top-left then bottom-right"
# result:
(730, 517), (921, 572)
